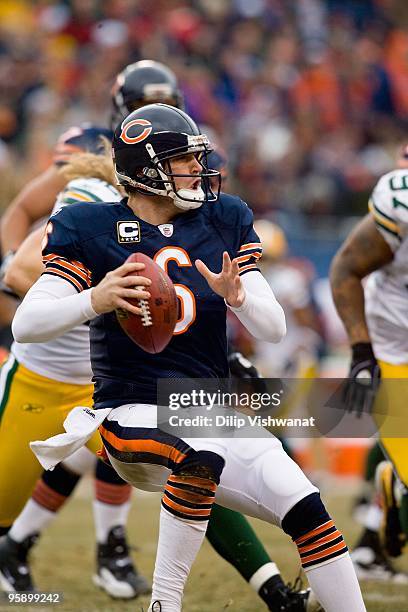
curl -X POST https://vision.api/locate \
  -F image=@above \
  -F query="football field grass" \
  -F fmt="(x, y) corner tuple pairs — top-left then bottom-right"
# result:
(1, 479), (407, 612)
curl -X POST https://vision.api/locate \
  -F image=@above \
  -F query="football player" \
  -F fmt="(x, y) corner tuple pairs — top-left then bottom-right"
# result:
(0, 62), (187, 602)
(0, 133), (150, 598)
(330, 143), (408, 565)
(0, 61), (317, 611)
(14, 104), (366, 612)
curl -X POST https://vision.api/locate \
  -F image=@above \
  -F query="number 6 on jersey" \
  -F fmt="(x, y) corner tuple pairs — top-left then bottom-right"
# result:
(154, 247), (196, 335)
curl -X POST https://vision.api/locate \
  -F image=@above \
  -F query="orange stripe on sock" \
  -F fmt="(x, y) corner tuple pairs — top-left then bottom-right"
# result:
(295, 520), (334, 544)
(168, 474), (217, 492)
(95, 481), (132, 505)
(301, 541), (347, 565)
(32, 480), (67, 512)
(298, 530), (342, 554)
(99, 425), (188, 465)
(162, 494), (212, 518)
(165, 484), (215, 505)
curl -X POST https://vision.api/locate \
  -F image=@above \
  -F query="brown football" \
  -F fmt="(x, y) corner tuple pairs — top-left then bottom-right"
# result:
(116, 252), (178, 353)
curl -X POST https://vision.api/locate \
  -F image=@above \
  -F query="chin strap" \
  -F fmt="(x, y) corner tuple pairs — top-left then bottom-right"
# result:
(173, 187), (205, 210)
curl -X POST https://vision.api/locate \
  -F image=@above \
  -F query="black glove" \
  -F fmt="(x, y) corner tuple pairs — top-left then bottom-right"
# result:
(343, 342), (381, 417)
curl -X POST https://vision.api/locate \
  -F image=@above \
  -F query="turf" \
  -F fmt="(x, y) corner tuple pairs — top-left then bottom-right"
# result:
(0, 481), (407, 611)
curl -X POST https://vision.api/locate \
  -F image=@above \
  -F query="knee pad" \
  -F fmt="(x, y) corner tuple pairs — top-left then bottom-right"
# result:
(282, 492), (348, 570)
(173, 450), (225, 484)
(162, 450), (225, 522)
(282, 492), (329, 540)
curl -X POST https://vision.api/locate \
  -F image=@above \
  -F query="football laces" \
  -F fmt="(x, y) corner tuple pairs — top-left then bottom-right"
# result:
(135, 285), (153, 327)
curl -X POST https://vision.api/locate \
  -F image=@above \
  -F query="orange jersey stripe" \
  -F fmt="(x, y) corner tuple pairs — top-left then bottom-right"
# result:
(238, 263), (258, 274)
(99, 425), (188, 465)
(296, 520), (334, 545)
(301, 541), (347, 565)
(298, 530), (342, 554)
(55, 259), (90, 283)
(239, 242), (261, 251)
(70, 259), (91, 280)
(236, 251), (262, 264)
(44, 267), (83, 292)
(43, 254), (90, 277)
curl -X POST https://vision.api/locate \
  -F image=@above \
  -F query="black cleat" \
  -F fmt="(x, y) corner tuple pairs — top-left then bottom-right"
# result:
(261, 575), (319, 611)
(0, 534), (37, 592)
(93, 525), (150, 599)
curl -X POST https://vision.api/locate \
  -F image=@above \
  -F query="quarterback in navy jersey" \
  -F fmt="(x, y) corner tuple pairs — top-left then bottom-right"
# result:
(13, 104), (366, 612)
(42, 192), (261, 408)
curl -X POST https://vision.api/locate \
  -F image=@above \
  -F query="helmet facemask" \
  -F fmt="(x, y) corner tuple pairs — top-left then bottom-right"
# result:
(115, 133), (221, 210)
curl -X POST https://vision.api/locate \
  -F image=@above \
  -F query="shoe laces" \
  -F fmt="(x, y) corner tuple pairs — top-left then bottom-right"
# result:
(277, 574), (310, 610)
(283, 573), (308, 595)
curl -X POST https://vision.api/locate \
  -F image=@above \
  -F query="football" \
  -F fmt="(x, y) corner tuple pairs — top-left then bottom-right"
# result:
(116, 252), (178, 353)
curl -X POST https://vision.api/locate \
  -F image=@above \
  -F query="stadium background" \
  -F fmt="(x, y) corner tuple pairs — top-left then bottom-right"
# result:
(0, 0), (407, 610)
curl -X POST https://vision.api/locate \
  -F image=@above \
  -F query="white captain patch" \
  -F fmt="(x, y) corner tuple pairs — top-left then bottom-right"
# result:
(158, 223), (174, 237)
(117, 221), (141, 243)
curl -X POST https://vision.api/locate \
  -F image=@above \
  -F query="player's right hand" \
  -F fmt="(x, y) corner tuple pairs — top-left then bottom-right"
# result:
(91, 261), (151, 315)
(343, 342), (381, 417)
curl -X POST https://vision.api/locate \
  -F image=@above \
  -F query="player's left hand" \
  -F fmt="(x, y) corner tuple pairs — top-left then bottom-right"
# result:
(195, 251), (245, 308)
(343, 342), (381, 417)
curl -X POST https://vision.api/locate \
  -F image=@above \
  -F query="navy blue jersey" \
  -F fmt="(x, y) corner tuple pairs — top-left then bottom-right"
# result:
(42, 194), (262, 408)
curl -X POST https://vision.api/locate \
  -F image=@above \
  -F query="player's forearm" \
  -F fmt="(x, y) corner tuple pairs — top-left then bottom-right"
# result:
(228, 272), (286, 342)
(3, 226), (46, 297)
(0, 207), (31, 255)
(330, 255), (370, 344)
(3, 266), (36, 298)
(12, 276), (98, 343)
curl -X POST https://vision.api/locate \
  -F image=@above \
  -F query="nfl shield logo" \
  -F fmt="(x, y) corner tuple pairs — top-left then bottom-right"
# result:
(158, 224), (174, 237)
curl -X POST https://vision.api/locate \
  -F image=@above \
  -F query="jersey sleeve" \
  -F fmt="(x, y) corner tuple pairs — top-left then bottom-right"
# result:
(42, 207), (92, 293)
(236, 200), (262, 276)
(368, 170), (408, 252)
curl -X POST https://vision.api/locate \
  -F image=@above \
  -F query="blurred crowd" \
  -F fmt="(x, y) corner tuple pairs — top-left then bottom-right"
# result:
(0, 0), (407, 220)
